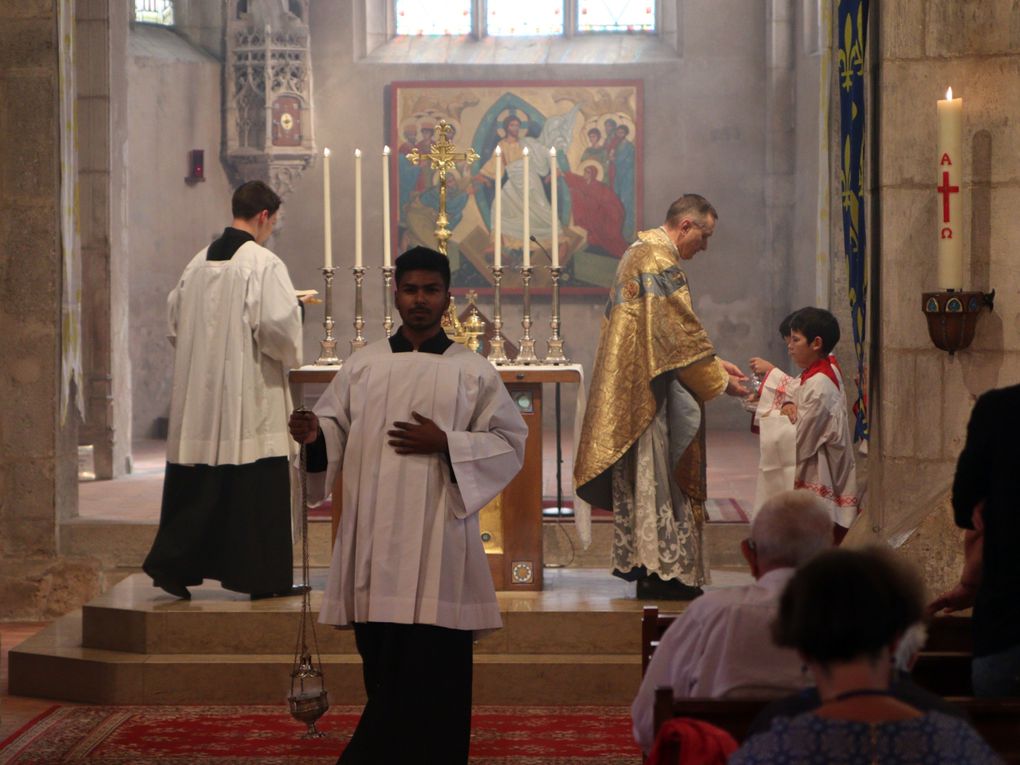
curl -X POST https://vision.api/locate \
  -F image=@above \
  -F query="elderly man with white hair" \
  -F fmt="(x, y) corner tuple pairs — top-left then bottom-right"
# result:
(631, 489), (832, 755)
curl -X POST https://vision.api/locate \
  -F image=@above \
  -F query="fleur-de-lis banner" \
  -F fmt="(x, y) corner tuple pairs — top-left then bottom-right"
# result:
(838, 0), (869, 442)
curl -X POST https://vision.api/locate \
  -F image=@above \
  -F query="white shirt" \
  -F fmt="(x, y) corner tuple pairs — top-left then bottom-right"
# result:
(631, 568), (810, 754)
(310, 339), (527, 635)
(166, 240), (302, 466)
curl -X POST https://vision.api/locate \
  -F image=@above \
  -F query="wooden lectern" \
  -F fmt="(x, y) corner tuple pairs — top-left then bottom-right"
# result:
(288, 365), (582, 592)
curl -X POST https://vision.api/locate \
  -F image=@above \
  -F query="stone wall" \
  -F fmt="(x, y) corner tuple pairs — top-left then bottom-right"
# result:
(126, 24), (234, 438)
(859, 3), (1020, 574)
(0, 0), (99, 619)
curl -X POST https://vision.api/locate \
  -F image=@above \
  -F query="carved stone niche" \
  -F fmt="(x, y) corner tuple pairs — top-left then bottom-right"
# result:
(223, 0), (316, 202)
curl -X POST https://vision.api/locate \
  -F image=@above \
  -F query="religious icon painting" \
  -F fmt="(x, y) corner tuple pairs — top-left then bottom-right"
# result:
(390, 80), (643, 293)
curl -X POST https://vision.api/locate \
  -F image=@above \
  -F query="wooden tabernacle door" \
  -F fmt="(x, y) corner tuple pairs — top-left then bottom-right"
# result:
(289, 365), (583, 592)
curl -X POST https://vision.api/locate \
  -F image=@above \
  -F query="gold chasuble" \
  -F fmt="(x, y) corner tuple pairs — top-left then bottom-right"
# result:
(575, 227), (727, 585)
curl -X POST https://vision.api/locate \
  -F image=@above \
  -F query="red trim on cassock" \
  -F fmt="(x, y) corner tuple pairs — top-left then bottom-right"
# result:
(800, 357), (840, 390)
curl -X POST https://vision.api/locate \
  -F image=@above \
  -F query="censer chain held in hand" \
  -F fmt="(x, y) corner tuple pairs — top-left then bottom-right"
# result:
(288, 424), (329, 737)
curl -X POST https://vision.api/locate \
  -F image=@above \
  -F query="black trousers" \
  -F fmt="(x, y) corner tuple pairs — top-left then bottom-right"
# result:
(338, 621), (474, 765)
(142, 457), (293, 595)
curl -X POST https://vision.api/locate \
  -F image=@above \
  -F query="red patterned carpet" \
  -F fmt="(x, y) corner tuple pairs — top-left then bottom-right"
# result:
(0, 704), (640, 764)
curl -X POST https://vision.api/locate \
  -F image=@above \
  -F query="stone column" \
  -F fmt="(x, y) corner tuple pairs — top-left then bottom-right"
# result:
(764, 0), (796, 330)
(0, 0), (96, 619)
(78, 0), (131, 480)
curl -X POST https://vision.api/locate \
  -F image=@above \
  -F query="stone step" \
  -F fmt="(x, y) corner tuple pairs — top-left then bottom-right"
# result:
(11, 612), (640, 705)
(80, 574), (643, 656)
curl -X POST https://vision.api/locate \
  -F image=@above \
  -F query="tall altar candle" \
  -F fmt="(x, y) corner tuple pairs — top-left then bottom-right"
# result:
(493, 146), (502, 268)
(937, 86), (963, 290)
(549, 147), (558, 268)
(354, 148), (363, 268)
(522, 146), (530, 269)
(322, 148), (332, 268)
(382, 146), (392, 267)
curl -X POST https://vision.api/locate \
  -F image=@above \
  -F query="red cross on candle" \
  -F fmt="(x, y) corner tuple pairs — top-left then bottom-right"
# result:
(937, 171), (959, 223)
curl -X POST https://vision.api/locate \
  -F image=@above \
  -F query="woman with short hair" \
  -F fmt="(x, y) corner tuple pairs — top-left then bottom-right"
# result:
(730, 547), (1001, 764)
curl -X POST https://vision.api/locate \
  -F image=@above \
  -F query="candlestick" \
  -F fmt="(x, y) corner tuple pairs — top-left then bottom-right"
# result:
(937, 86), (963, 290)
(522, 147), (530, 269)
(549, 147), (558, 268)
(382, 265), (394, 337)
(517, 266), (538, 364)
(354, 148), (363, 269)
(314, 267), (342, 366)
(493, 147), (502, 269)
(487, 266), (509, 364)
(322, 148), (332, 269)
(382, 146), (392, 268)
(544, 265), (568, 364)
(351, 266), (366, 352)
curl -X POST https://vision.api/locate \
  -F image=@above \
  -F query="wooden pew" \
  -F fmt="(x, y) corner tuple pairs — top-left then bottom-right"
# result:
(652, 688), (766, 743)
(642, 606), (975, 694)
(951, 698), (1020, 763)
(652, 690), (1020, 763)
(642, 606), (973, 671)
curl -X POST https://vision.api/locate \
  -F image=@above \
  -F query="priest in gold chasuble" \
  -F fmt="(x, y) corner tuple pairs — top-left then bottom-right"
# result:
(575, 195), (750, 599)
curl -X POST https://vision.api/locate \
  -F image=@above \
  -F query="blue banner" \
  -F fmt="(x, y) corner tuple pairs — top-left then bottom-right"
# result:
(838, 0), (869, 442)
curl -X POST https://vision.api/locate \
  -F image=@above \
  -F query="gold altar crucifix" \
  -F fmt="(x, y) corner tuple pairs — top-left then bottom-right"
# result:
(404, 120), (479, 256)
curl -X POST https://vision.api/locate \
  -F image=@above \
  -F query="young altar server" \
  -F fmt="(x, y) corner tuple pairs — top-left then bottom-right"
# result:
(143, 181), (303, 600)
(777, 307), (859, 541)
(289, 247), (527, 765)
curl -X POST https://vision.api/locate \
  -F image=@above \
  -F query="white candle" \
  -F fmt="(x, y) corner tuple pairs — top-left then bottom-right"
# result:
(549, 146), (558, 268)
(354, 148), (363, 269)
(322, 148), (332, 268)
(382, 146), (391, 268)
(493, 147), (502, 268)
(937, 86), (963, 290)
(522, 146), (530, 269)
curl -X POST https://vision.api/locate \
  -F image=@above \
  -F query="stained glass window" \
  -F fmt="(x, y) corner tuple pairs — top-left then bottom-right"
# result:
(395, 0), (472, 35)
(134, 0), (174, 25)
(487, 0), (564, 36)
(577, 0), (655, 32)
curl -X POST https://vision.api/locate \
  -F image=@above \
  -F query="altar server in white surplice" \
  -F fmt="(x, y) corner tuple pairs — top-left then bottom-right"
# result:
(143, 180), (303, 601)
(289, 247), (526, 765)
(775, 308), (859, 544)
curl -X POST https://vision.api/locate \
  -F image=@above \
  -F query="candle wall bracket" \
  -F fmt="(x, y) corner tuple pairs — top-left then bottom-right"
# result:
(921, 289), (995, 355)
(314, 267), (342, 366)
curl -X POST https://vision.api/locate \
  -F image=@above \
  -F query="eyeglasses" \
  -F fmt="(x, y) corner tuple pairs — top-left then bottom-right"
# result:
(744, 538), (757, 552)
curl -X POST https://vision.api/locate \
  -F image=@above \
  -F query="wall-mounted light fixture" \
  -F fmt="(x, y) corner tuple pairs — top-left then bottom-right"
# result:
(185, 149), (205, 184)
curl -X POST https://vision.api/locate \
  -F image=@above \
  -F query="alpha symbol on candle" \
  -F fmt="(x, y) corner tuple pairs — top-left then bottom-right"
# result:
(940, 153), (952, 166)
(937, 171), (959, 223)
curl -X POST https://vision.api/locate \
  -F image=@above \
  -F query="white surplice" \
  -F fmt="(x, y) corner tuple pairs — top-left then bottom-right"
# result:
(790, 371), (859, 527)
(310, 340), (527, 634)
(166, 240), (302, 466)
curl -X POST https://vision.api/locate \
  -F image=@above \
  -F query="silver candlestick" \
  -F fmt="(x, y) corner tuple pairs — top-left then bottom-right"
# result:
(487, 266), (510, 364)
(314, 267), (342, 366)
(544, 265), (569, 364)
(516, 265), (539, 364)
(381, 265), (395, 337)
(351, 266), (367, 352)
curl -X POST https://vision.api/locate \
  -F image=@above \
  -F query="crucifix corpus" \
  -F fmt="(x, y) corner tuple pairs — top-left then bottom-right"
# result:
(405, 120), (479, 256)
(404, 120), (480, 341)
